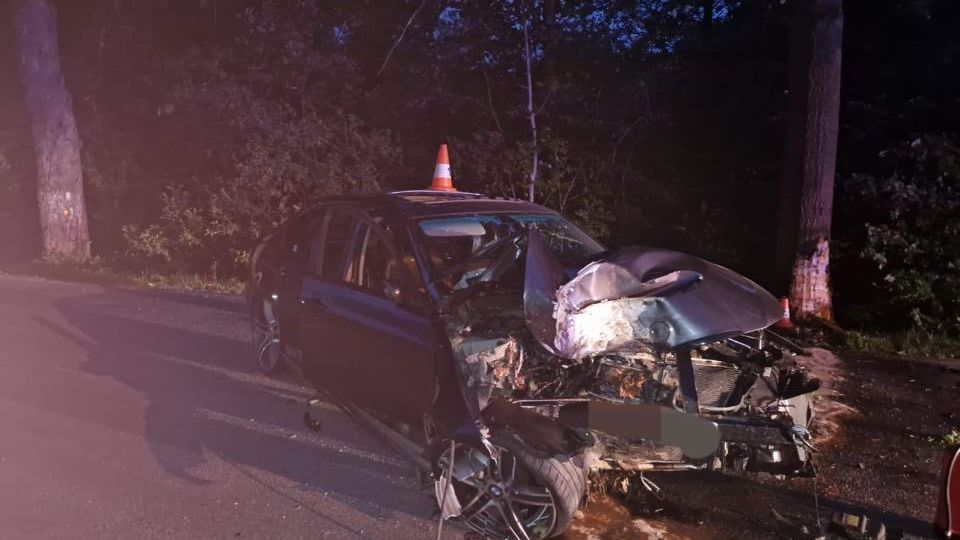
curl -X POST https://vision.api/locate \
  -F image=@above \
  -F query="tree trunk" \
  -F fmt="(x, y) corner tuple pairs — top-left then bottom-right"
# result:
(523, 20), (539, 203)
(775, 0), (843, 320)
(13, 0), (91, 259)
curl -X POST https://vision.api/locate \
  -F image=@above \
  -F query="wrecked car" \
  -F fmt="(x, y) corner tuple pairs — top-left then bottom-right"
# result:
(247, 190), (819, 539)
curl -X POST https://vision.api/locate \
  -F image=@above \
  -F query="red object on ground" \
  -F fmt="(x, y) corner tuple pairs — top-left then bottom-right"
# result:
(936, 446), (960, 538)
(429, 144), (456, 192)
(774, 297), (795, 330)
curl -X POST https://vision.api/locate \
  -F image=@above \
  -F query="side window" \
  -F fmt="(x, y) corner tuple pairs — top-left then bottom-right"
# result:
(345, 217), (430, 309)
(367, 211), (427, 291)
(312, 209), (359, 280)
(345, 223), (393, 294)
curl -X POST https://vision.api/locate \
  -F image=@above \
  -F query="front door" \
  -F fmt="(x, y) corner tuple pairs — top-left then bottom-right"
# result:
(300, 207), (435, 424)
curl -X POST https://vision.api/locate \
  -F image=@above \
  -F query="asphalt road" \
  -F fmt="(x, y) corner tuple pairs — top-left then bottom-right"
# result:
(0, 274), (464, 540)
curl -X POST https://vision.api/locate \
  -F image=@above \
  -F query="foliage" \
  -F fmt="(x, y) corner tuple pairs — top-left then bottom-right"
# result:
(71, 0), (729, 277)
(0, 255), (243, 294)
(842, 136), (960, 336)
(119, 1), (400, 276)
(841, 329), (960, 359)
(131, 271), (245, 295)
(1, 0), (957, 346)
(454, 130), (620, 240)
(944, 429), (960, 448)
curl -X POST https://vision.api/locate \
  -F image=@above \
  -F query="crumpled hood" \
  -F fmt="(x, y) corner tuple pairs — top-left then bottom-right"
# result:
(524, 229), (782, 358)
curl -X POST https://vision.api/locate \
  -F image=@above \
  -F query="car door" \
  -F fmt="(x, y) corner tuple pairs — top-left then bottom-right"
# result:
(275, 208), (326, 357)
(300, 206), (436, 423)
(299, 206), (360, 391)
(340, 213), (437, 422)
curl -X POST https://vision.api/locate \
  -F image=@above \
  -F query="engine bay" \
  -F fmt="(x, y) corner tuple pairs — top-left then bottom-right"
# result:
(441, 284), (820, 476)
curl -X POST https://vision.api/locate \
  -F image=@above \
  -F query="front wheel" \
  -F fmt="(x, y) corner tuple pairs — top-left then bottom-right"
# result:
(434, 436), (587, 539)
(251, 297), (283, 374)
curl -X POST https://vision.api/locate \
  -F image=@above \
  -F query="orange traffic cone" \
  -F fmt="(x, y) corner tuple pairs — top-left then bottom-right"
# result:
(774, 297), (795, 330)
(429, 144), (456, 192)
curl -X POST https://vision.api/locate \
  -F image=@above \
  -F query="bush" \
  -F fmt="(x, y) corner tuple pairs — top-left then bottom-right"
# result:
(454, 130), (619, 241)
(121, 1), (401, 279)
(843, 135), (960, 337)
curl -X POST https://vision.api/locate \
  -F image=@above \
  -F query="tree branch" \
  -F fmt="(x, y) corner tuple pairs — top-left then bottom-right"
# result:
(559, 171), (579, 213)
(611, 115), (644, 165)
(377, 0), (427, 77)
(482, 69), (506, 143)
(535, 87), (552, 116)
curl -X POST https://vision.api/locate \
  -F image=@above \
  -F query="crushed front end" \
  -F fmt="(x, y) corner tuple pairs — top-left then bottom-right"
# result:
(438, 229), (820, 478)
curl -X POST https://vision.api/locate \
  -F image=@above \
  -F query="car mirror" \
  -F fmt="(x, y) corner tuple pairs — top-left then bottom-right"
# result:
(382, 280), (403, 304)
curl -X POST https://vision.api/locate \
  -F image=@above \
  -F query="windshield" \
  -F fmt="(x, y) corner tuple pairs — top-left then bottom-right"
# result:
(417, 213), (604, 291)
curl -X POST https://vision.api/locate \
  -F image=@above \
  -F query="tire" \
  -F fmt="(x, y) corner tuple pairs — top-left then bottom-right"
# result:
(251, 297), (283, 374)
(435, 435), (588, 539)
(497, 435), (587, 538)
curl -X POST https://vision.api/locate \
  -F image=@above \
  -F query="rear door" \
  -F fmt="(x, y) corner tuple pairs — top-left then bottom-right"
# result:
(275, 209), (326, 354)
(299, 206), (361, 390)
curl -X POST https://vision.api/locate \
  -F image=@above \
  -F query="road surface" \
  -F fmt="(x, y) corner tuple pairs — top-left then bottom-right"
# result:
(0, 274), (463, 540)
(5, 273), (950, 540)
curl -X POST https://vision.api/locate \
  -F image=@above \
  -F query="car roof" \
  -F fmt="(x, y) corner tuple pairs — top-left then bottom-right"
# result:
(316, 190), (558, 220)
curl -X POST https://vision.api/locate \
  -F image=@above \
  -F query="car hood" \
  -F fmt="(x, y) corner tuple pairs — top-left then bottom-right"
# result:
(523, 229), (782, 358)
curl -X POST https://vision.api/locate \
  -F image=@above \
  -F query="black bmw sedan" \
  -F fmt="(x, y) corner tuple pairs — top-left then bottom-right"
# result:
(248, 189), (818, 540)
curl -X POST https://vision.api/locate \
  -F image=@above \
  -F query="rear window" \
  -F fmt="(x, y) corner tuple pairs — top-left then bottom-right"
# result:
(320, 211), (358, 280)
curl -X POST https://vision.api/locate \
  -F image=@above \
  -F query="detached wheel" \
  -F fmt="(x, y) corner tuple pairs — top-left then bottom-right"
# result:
(251, 297), (283, 374)
(435, 436), (587, 539)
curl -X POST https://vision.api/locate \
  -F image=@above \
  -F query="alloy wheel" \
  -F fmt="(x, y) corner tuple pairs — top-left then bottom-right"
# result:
(435, 442), (558, 540)
(252, 298), (282, 373)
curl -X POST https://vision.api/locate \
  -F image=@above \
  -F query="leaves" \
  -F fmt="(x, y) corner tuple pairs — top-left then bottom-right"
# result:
(847, 135), (960, 335)
(52, 0), (960, 340)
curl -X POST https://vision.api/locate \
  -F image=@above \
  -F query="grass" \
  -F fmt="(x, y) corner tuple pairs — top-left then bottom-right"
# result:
(944, 429), (960, 447)
(132, 270), (244, 294)
(0, 256), (245, 295)
(841, 328), (960, 360)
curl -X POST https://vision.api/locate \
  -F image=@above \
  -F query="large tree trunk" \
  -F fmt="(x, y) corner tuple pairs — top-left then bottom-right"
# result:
(13, 0), (90, 259)
(775, 0), (843, 320)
